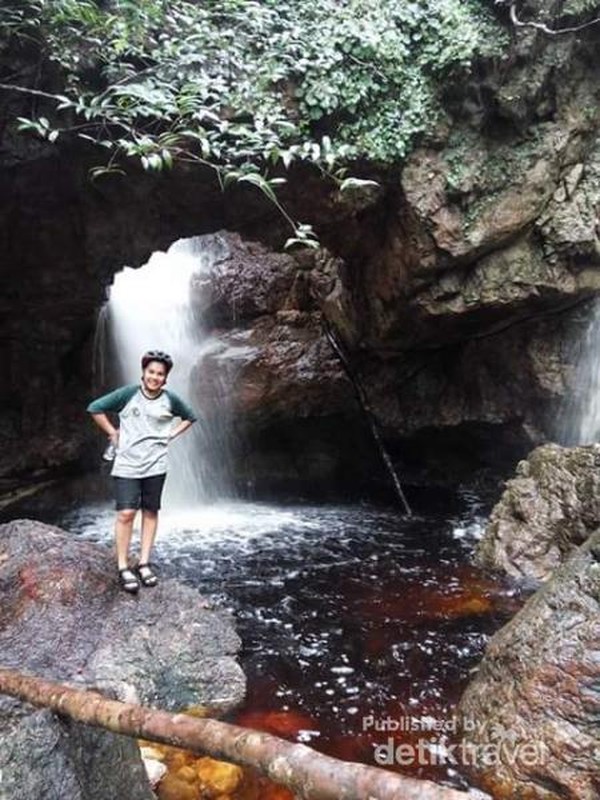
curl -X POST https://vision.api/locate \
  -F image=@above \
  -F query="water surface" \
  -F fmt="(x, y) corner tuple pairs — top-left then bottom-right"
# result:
(3, 477), (522, 789)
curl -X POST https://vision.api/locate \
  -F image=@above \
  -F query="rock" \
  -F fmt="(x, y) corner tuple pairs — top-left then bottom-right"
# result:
(195, 313), (350, 424)
(486, 0), (587, 128)
(458, 530), (600, 799)
(400, 122), (574, 262)
(143, 756), (168, 789)
(194, 757), (244, 794)
(190, 231), (300, 323)
(411, 238), (578, 319)
(179, 231), (373, 491)
(190, 230), (344, 326)
(0, 519), (245, 800)
(564, 162), (584, 199)
(536, 135), (600, 263)
(190, 310), (380, 493)
(354, 313), (572, 470)
(475, 443), (600, 581)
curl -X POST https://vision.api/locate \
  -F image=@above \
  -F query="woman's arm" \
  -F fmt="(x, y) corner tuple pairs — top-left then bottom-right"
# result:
(168, 419), (194, 442)
(91, 413), (119, 444)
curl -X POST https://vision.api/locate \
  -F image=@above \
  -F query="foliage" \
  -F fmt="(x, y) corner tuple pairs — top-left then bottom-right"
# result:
(498, 0), (600, 34)
(560, 0), (600, 16)
(0, 0), (508, 245)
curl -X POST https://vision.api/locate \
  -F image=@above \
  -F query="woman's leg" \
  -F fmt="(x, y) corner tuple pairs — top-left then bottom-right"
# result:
(140, 509), (159, 564)
(139, 474), (167, 566)
(113, 477), (142, 571)
(115, 508), (137, 570)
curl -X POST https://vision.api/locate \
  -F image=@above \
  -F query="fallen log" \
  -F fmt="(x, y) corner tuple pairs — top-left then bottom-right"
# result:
(0, 668), (487, 800)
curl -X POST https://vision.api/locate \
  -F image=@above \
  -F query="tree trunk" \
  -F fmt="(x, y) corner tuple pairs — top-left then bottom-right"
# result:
(0, 668), (486, 800)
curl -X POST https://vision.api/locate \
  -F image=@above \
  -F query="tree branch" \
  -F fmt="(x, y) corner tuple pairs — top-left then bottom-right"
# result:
(0, 82), (66, 101)
(0, 667), (487, 800)
(498, 1), (600, 35)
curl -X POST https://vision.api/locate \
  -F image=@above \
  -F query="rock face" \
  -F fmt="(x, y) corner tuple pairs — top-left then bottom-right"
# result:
(0, 519), (245, 800)
(475, 444), (600, 581)
(458, 530), (600, 800)
(185, 232), (375, 492)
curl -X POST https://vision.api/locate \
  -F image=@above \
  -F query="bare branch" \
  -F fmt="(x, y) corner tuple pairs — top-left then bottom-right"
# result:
(498, 1), (600, 35)
(0, 667), (486, 800)
(0, 82), (66, 101)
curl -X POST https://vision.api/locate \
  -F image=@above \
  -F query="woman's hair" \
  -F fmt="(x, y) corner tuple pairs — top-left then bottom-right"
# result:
(141, 350), (173, 374)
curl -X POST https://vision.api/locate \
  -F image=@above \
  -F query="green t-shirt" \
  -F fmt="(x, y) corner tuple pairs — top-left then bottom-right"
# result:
(87, 384), (197, 478)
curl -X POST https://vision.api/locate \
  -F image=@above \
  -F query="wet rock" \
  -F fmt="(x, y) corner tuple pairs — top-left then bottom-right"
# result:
(0, 519), (244, 800)
(195, 313), (350, 424)
(189, 310), (380, 494)
(183, 233), (372, 493)
(186, 232), (354, 428)
(476, 443), (600, 581)
(356, 314), (570, 456)
(458, 530), (600, 800)
(190, 230), (344, 326)
(191, 231), (300, 323)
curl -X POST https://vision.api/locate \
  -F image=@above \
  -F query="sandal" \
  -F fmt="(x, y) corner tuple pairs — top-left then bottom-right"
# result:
(118, 567), (140, 594)
(137, 562), (158, 587)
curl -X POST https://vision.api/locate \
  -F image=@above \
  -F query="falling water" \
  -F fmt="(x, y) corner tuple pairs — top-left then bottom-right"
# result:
(92, 304), (110, 392)
(559, 298), (600, 446)
(102, 235), (233, 506)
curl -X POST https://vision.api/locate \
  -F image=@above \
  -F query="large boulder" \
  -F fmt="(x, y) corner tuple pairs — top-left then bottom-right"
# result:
(475, 443), (600, 581)
(458, 530), (600, 799)
(191, 231), (301, 323)
(195, 312), (349, 424)
(188, 231), (352, 427)
(190, 230), (349, 323)
(0, 519), (245, 800)
(185, 232), (370, 493)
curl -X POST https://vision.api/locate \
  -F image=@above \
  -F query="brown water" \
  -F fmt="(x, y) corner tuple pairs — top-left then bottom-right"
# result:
(3, 479), (525, 793)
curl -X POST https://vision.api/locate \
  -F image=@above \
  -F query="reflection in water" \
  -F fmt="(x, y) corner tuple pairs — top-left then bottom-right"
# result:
(14, 479), (523, 790)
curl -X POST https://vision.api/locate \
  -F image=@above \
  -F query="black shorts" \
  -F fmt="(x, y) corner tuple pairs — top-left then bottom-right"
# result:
(113, 474), (167, 512)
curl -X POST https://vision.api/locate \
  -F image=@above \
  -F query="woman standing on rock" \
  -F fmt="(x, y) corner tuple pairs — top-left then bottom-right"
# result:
(87, 350), (197, 593)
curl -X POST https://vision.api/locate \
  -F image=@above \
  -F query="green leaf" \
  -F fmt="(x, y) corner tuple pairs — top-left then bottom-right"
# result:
(224, 170), (241, 187)
(148, 153), (163, 171)
(284, 236), (320, 250)
(267, 145), (281, 164)
(16, 117), (38, 132)
(281, 150), (294, 169)
(89, 165), (126, 180)
(238, 172), (277, 203)
(340, 177), (380, 192)
(5, 0), (507, 247)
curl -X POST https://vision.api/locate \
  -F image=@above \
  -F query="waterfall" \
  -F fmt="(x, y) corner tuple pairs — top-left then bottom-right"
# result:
(559, 298), (600, 446)
(101, 235), (233, 506)
(92, 303), (110, 393)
